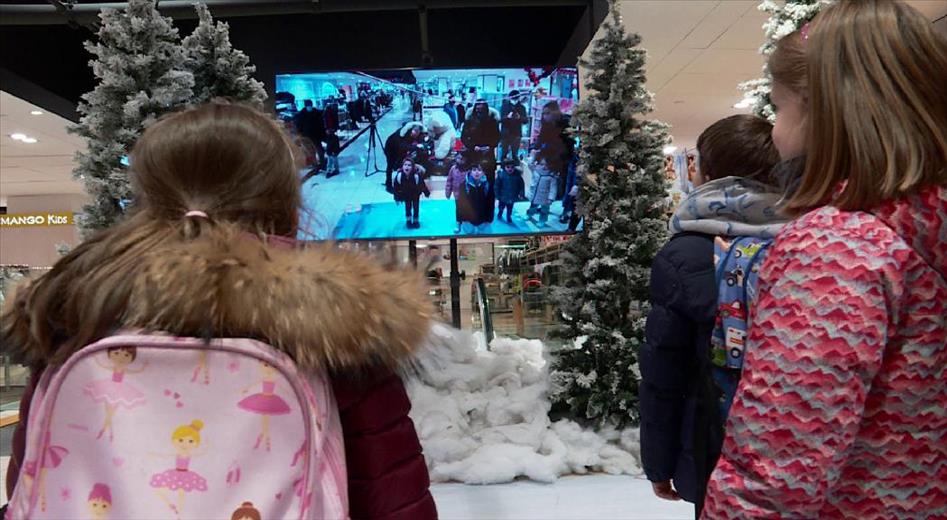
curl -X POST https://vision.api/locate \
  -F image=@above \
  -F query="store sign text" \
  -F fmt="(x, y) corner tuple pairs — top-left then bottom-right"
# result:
(0, 213), (75, 228)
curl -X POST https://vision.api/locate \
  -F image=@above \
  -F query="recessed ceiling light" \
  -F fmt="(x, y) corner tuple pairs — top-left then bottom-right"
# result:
(663, 145), (678, 155)
(30, 110), (44, 116)
(10, 133), (26, 141)
(21, 137), (38, 144)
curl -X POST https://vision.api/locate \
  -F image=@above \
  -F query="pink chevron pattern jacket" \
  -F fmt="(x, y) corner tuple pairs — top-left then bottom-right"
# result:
(703, 184), (947, 519)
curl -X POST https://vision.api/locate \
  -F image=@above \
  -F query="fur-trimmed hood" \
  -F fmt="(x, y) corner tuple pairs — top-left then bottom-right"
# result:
(3, 231), (432, 372)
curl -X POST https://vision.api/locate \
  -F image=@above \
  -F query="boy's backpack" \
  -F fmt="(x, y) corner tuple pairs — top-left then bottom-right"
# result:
(710, 236), (773, 421)
(6, 332), (347, 520)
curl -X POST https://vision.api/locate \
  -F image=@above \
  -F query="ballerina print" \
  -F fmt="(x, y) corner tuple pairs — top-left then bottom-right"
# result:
(83, 346), (147, 442)
(86, 483), (112, 520)
(149, 420), (209, 518)
(238, 360), (291, 451)
(21, 430), (69, 512)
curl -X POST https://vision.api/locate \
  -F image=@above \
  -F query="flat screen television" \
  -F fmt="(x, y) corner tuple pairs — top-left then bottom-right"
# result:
(275, 67), (581, 241)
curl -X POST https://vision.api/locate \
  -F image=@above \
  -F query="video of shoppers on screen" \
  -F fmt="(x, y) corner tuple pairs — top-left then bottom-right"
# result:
(275, 68), (581, 241)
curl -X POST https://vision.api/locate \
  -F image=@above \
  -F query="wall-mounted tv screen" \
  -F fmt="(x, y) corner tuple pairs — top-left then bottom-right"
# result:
(275, 67), (581, 241)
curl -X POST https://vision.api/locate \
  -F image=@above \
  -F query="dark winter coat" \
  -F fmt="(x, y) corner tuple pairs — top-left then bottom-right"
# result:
(294, 106), (326, 142)
(393, 166), (431, 202)
(495, 169), (525, 204)
(456, 104), (467, 127)
(461, 111), (500, 151)
(385, 123), (424, 173)
(456, 176), (493, 225)
(499, 101), (528, 139)
(324, 101), (340, 132)
(3, 233), (437, 520)
(443, 103), (458, 130)
(641, 231), (722, 508)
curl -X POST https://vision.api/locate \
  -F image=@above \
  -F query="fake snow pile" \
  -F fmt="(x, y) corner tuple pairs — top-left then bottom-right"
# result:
(407, 324), (642, 484)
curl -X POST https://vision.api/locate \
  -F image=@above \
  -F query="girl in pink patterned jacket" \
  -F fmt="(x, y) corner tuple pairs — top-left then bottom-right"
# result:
(703, 1), (947, 518)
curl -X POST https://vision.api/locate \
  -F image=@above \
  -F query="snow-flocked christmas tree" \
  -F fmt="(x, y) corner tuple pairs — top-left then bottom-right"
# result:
(182, 4), (266, 106)
(72, 1), (268, 236)
(740, 0), (831, 121)
(549, 5), (669, 428)
(71, 0), (194, 235)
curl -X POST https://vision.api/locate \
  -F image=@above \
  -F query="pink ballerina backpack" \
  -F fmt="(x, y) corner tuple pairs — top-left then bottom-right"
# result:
(5, 332), (349, 520)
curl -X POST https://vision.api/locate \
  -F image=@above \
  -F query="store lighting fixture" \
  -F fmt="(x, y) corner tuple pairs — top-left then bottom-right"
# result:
(733, 98), (754, 109)
(30, 110), (44, 116)
(663, 145), (678, 155)
(10, 133), (38, 144)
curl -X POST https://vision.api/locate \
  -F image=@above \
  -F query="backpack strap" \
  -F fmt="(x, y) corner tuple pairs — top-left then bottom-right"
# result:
(741, 240), (773, 329)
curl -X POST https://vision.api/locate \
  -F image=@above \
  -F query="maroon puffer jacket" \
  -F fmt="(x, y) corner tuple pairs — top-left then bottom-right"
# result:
(7, 365), (437, 519)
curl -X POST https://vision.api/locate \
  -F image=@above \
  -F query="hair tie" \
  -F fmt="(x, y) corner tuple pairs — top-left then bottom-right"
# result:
(184, 210), (209, 219)
(800, 22), (811, 42)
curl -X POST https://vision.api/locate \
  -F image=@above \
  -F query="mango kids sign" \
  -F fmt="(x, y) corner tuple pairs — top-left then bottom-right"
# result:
(0, 212), (74, 228)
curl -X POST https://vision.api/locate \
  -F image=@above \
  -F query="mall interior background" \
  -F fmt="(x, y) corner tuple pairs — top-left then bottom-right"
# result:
(1, 0), (946, 514)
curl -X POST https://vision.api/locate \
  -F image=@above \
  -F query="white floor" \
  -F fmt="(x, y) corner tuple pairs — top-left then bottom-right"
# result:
(432, 475), (693, 520)
(2, 454), (691, 518)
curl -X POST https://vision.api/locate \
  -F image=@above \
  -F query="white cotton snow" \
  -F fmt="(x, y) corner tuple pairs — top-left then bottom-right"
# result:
(406, 324), (642, 484)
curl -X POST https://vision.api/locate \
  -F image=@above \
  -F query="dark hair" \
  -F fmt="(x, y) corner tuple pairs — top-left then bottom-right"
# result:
(107, 346), (137, 362)
(501, 159), (518, 167)
(696, 114), (781, 184)
(510, 90), (520, 97)
(402, 156), (415, 167)
(303, 99), (314, 108)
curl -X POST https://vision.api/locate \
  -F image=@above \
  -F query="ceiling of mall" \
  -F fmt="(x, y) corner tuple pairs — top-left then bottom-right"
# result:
(1, 0), (945, 200)
(607, 0), (947, 150)
(0, 90), (85, 201)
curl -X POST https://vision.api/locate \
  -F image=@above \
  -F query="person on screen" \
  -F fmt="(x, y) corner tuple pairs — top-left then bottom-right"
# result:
(293, 100), (326, 176)
(499, 91), (528, 162)
(392, 157), (431, 230)
(445, 152), (471, 234)
(384, 122), (424, 192)
(461, 99), (501, 178)
(531, 100), (574, 196)
(526, 153), (560, 228)
(456, 100), (467, 128)
(323, 97), (341, 178)
(495, 159), (525, 224)
(443, 94), (458, 130)
(456, 163), (492, 234)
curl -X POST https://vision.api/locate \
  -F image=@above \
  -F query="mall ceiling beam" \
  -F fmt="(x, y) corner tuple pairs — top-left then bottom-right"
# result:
(0, 0), (591, 25)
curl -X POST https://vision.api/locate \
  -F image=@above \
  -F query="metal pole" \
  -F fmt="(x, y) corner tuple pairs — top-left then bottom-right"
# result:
(450, 238), (462, 329)
(409, 240), (418, 269)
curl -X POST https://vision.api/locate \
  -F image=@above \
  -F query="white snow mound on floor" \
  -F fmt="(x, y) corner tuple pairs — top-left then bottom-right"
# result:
(406, 324), (642, 484)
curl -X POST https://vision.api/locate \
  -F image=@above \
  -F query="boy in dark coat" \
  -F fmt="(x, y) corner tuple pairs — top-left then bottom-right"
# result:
(392, 157), (431, 229)
(495, 159), (525, 223)
(456, 163), (492, 234)
(640, 114), (786, 516)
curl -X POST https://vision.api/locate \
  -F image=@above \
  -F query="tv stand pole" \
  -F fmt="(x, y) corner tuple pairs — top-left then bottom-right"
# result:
(450, 238), (461, 329)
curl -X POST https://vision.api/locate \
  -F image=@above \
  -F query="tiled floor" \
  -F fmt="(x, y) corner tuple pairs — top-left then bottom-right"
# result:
(0, 456), (691, 519)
